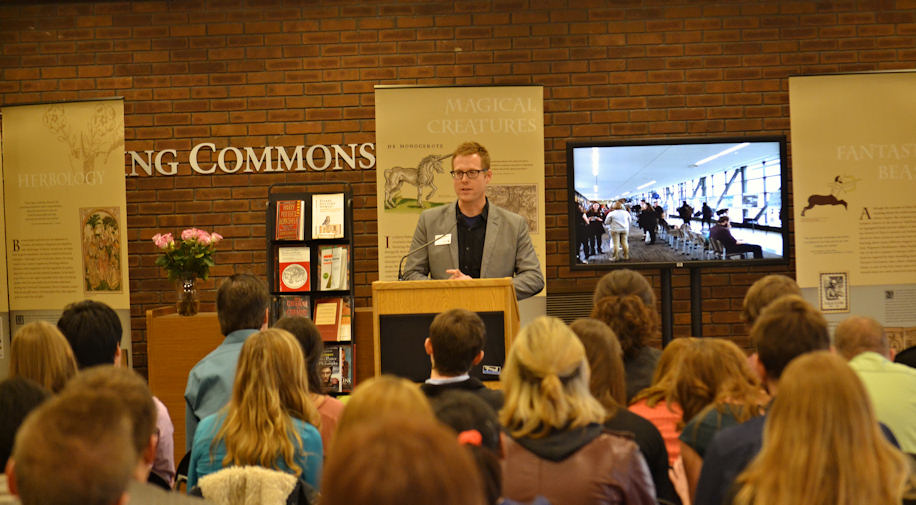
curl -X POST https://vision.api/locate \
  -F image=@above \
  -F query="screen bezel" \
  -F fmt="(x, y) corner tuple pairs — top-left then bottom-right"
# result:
(566, 135), (791, 271)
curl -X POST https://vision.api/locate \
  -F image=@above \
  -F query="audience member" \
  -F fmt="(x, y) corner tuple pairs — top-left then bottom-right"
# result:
(694, 295), (830, 505)
(273, 315), (344, 451)
(58, 299), (176, 487)
(629, 337), (695, 465)
(733, 352), (915, 505)
(591, 294), (661, 401)
(570, 318), (680, 505)
(322, 415), (486, 505)
(676, 338), (766, 499)
(9, 321), (77, 393)
(334, 375), (433, 445)
(432, 391), (504, 505)
(420, 308), (503, 411)
(0, 377), (49, 500)
(5, 390), (136, 505)
(835, 315), (916, 454)
(185, 273), (268, 450)
(897, 345), (916, 369)
(593, 269), (655, 306)
(740, 275), (800, 328)
(57, 300), (124, 368)
(65, 366), (207, 504)
(188, 328), (321, 492)
(499, 316), (655, 505)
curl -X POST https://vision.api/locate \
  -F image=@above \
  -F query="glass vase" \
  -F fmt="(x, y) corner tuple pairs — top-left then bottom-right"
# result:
(176, 276), (200, 316)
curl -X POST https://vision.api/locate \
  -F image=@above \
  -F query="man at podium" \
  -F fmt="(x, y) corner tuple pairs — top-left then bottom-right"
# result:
(401, 141), (544, 300)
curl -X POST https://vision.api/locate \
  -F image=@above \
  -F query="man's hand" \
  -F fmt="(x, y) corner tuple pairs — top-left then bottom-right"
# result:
(445, 269), (472, 280)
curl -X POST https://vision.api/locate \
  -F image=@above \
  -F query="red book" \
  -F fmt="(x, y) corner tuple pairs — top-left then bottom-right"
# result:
(275, 200), (305, 240)
(278, 246), (310, 292)
(313, 297), (343, 341)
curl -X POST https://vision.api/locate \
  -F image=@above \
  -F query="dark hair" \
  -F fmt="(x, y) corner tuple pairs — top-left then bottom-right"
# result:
(428, 309), (486, 376)
(216, 273), (269, 335)
(274, 315), (324, 394)
(752, 295), (830, 380)
(569, 318), (626, 416)
(57, 300), (122, 368)
(592, 269), (656, 309)
(64, 366), (157, 456)
(0, 377), (50, 469)
(591, 294), (657, 360)
(432, 391), (501, 452)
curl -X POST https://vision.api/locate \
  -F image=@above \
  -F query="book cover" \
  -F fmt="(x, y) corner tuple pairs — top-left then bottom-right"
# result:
(326, 344), (353, 392)
(275, 200), (305, 240)
(319, 245), (349, 291)
(313, 297), (343, 341)
(274, 295), (311, 321)
(311, 193), (344, 239)
(338, 297), (351, 342)
(317, 346), (342, 393)
(277, 246), (310, 292)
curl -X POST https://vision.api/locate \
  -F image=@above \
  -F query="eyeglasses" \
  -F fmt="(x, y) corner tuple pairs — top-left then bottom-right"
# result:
(449, 169), (487, 180)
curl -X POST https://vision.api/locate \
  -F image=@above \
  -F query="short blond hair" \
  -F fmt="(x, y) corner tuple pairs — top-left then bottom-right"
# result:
(499, 317), (605, 439)
(452, 141), (490, 172)
(335, 375), (433, 444)
(10, 321), (77, 393)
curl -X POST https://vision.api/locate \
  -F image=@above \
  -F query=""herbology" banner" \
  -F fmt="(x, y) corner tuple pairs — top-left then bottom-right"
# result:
(790, 71), (916, 350)
(374, 85), (545, 299)
(1, 98), (132, 371)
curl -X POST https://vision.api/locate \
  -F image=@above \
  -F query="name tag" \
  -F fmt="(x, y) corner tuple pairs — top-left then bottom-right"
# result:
(434, 233), (452, 246)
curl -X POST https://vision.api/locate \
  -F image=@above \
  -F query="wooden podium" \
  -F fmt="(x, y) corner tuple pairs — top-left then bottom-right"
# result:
(371, 278), (520, 382)
(146, 306), (224, 465)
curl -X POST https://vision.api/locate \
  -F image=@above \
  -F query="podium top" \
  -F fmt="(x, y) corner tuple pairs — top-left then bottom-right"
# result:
(372, 278), (513, 291)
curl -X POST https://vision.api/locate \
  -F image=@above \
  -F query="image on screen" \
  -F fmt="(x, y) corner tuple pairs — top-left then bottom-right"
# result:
(567, 136), (789, 269)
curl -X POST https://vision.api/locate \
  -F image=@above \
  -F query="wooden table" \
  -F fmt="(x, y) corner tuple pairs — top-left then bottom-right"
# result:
(146, 306), (224, 466)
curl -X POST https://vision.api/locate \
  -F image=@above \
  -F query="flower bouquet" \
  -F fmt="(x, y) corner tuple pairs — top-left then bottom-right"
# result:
(152, 228), (223, 315)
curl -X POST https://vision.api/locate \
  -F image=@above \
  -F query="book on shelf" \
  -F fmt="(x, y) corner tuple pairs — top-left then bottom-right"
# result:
(277, 246), (310, 292)
(319, 245), (349, 291)
(318, 343), (353, 393)
(275, 200), (305, 240)
(273, 295), (311, 321)
(311, 193), (344, 239)
(313, 296), (351, 342)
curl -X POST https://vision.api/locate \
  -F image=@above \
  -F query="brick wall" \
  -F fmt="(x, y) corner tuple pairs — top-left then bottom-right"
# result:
(2, 1), (914, 373)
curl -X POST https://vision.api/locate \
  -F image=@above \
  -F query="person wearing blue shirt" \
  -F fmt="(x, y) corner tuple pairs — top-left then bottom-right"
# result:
(184, 274), (270, 451)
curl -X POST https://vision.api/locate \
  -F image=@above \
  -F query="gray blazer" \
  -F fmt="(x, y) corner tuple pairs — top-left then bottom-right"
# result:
(402, 201), (544, 300)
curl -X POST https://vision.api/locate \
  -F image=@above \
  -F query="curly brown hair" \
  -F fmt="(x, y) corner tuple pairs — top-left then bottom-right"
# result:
(591, 294), (658, 360)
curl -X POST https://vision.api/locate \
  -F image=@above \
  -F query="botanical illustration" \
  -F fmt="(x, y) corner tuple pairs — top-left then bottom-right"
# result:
(80, 207), (122, 292)
(43, 103), (122, 175)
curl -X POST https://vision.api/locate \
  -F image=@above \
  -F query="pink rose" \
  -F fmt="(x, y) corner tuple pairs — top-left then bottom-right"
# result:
(152, 233), (173, 249)
(210, 232), (223, 243)
(198, 232), (211, 245)
(181, 228), (198, 241)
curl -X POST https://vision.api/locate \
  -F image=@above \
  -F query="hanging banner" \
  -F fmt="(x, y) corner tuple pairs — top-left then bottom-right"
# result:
(374, 86), (546, 299)
(1, 98), (132, 366)
(790, 71), (916, 349)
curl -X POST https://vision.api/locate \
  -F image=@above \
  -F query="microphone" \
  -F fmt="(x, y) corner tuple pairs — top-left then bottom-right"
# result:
(397, 222), (458, 281)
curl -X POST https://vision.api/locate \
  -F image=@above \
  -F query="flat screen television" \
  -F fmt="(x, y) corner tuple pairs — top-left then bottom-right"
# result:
(567, 136), (789, 270)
